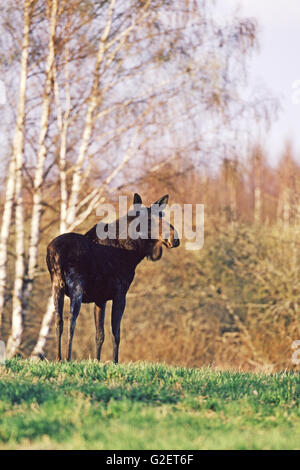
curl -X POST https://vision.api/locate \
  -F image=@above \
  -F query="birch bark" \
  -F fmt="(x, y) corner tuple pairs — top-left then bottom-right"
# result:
(5, 0), (33, 355)
(22, 0), (58, 305)
(0, 157), (15, 337)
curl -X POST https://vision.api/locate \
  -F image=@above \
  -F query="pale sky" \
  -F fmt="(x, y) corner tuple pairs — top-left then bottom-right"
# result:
(222, 0), (300, 164)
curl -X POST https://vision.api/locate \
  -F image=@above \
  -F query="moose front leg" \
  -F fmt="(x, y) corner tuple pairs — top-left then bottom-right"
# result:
(111, 294), (126, 364)
(94, 302), (106, 361)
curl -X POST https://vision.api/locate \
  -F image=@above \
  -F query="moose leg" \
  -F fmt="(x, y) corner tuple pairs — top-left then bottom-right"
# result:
(94, 302), (106, 361)
(111, 294), (126, 364)
(66, 286), (82, 361)
(53, 282), (64, 362)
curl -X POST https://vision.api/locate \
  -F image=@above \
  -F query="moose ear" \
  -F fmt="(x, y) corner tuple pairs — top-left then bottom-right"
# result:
(153, 194), (169, 208)
(133, 193), (142, 205)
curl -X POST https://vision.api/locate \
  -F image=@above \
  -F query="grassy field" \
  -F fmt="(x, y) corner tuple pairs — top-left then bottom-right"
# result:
(0, 359), (299, 450)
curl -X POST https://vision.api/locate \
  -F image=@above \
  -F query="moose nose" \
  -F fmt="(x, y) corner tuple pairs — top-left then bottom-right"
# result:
(173, 238), (180, 247)
(167, 237), (179, 248)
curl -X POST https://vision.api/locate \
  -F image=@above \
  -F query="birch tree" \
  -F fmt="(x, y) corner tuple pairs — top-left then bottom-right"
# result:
(6, 0), (58, 357)
(0, 0), (34, 343)
(23, 0), (58, 306)
(0, 156), (15, 338)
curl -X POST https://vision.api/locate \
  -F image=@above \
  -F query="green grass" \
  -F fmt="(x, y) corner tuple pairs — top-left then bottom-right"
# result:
(0, 359), (299, 449)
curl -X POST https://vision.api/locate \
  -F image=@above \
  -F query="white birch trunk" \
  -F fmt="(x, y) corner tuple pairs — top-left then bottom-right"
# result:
(54, 44), (70, 234)
(6, 169), (25, 357)
(0, 156), (16, 336)
(5, 0), (32, 356)
(23, 0), (58, 304)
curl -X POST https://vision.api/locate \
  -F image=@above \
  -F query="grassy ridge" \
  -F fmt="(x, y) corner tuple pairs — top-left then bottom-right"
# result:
(0, 359), (299, 449)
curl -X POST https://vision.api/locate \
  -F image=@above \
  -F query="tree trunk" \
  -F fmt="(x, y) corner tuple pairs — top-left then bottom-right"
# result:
(22, 0), (58, 308)
(53, 43), (70, 234)
(0, 156), (15, 337)
(5, 0), (33, 355)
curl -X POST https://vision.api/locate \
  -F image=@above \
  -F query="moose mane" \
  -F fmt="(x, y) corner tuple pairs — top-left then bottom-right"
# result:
(84, 215), (163, 262)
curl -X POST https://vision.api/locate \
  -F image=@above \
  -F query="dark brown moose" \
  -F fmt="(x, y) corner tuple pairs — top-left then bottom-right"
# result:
(46, 193), (180, 362)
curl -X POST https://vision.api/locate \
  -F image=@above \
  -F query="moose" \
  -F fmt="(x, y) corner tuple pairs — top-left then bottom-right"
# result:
(46, 193), (180, 362)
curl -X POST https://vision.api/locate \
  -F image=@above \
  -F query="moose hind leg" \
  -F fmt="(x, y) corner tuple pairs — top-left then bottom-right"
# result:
(94, 302), (106, 361)
(53, 282), (64, 362)
(111, 295), (126, 364)
(66, 285), (82, 361)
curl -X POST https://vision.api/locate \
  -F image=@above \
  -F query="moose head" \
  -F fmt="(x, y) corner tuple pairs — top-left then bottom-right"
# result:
(129, 193), (180, 261)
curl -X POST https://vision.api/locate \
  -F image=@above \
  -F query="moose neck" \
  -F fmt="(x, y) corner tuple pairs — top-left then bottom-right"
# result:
(84, 216), (158, 263)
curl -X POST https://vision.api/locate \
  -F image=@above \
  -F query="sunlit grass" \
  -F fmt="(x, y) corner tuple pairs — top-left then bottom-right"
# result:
(0, 359), (299, 449)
